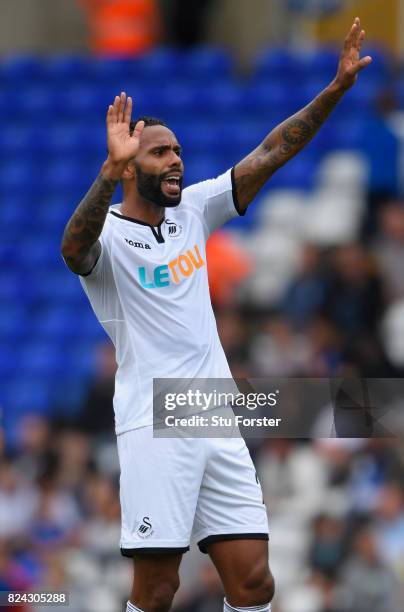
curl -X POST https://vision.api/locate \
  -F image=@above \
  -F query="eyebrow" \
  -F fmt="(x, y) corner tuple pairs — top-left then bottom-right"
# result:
(150, 144), (182, 153)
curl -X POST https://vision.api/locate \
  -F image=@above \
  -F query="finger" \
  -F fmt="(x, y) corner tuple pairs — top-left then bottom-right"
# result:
(131, 120), (145, 140)
(106, 104), (115, 127)
(118, 91), (126, 122)
(352, 55), (373, 75)
(344, 21), (358, 52)
(357, 30), (365, 51)
(124, 96), (132, 125)
(112, 95), (120, 122)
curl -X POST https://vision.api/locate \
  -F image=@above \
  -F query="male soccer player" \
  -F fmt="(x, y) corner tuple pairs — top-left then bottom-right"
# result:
(61, 18), (371, 612)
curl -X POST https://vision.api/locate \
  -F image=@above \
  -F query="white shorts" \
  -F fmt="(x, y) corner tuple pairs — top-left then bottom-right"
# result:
(117, 426), (269, 556)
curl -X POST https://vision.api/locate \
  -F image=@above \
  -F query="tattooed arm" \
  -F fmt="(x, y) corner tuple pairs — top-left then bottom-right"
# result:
(61, 170), (120, 274)
(234, 17), (372, 213)
(61, 92), (144, 274)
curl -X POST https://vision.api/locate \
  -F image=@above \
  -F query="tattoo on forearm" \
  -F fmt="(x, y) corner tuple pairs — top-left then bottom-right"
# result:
(282, 120), (312, 145)
(61, 174), (117, 270)
(234, 84), (344, 210)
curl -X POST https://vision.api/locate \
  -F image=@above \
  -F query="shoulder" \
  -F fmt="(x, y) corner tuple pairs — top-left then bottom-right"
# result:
(182, 169), (233, 201)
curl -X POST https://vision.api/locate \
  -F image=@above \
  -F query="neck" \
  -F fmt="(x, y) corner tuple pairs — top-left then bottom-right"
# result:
(120, 188), (165, 226)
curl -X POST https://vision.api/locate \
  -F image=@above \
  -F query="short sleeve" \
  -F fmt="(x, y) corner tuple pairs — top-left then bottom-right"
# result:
(182, 167), (244, 236)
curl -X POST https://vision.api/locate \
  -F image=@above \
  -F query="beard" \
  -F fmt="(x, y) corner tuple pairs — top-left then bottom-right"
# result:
(135, 164), (183, 208)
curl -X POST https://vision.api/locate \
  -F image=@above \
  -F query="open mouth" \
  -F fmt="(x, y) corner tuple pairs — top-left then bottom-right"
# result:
(162, 175), (181, 196)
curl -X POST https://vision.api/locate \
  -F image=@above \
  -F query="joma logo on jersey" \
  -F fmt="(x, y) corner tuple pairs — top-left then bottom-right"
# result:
(138, 244), (204, 289)
(125, 238), (151, 250)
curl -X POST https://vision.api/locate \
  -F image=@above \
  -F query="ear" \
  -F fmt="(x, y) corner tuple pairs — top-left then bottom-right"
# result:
(122, 160), (135, 181)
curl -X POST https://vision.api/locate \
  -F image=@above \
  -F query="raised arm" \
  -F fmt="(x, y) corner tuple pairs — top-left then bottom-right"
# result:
(233, 17), (372, 213)
(61, 92), (144, 275)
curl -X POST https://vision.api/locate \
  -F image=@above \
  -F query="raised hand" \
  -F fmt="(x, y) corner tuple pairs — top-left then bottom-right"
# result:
(106, 92), (145, 165)
(335, 17), (372, 91)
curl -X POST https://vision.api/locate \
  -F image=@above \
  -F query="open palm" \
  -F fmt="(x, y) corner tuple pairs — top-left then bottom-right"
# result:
(336, 17), (372, 91)
(106, 92), (144, 164)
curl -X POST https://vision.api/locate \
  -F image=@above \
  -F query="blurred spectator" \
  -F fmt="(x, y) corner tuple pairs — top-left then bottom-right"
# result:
(373, 201), (404, 301)
(322, 245), (384, 337)
(256, 439), (328, 521)
(0, 539), (31, 612)
(309, 515), (347, 578)
(374, 482), (404, 580)
(335, 525), (400, 612)
(76, 343), (116, 437)
(249, 315), (310, 376)
(80, 473), (121, 560)
(281, 244), (328, 330)
(0, 459), (38, 540)
(207, 230), (253, 308)
(175, 562), (223, 612)
(361, 91), (400, 238)
(78, 0), (160, 55)
(304, 317), (343, 376)
(29, 472), (82, 554)
(216, 308), (250, 367)
(14, 416), (54, 483)
(161, 0), (213, 47)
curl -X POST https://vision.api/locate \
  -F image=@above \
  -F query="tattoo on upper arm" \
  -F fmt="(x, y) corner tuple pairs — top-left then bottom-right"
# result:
(61, 175), (117, 271)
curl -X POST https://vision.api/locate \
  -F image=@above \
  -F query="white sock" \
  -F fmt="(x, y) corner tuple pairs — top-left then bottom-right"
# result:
(126, 602), (143, 612)
(224, 598), (271, 611)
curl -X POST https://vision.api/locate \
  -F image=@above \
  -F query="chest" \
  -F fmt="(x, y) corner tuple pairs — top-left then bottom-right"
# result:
(111, 217), (207, 291)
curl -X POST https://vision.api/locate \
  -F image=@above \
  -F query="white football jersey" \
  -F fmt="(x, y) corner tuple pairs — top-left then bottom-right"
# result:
(78, 168), (241, 434)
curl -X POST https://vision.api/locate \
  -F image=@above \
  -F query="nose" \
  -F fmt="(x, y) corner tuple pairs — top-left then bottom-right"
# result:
(169, 150), (183, 168)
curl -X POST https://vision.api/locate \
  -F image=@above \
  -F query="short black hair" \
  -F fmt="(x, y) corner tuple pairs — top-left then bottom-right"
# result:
(130, 116), (167, 134)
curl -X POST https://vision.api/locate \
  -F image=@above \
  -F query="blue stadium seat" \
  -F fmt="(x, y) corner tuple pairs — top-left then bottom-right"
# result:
(17, 238), (62, 271)
(157, 84), (200, 117)
(67, 341), (99, 378)
(0, 346), (19, 381)
(253, 48), (300, 81)
(179, 121), (218, 154)
(33, 307), (83, 341)
(43, 160), (94, 195)
(30, 270), (83, 304)
(0, 273), (35, 303)
(91, 56), (140, 81)
(363, 47), (392, 81)
(0, 194), (38, 230)
(184, 156), (228, 186)
(0, 162), (39, 196)
(51, 374), (89, 415)
(242, 83), (297, 118)
(198, 83), (244, 117)
(0, 302), (28, 333)
(263, 153), (318, 190)
(0, 126), (39, 157)
(0, 55), (46, 85)
(56, 86), (107, 119)
(36, 199), (72, 234)
(46, 126), (106, 164)
(298, 48), (340, 82)
(19, 341), (68, 378)
(180, 47), (232, 80)
(3, 377), (53, 417)
(44, 54), (94, 84)
(135, 48), (181, 82)
(13, 86), (55, 118)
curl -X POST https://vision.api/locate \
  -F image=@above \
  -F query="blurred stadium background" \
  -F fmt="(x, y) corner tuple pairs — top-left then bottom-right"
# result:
(1, 0), (404, 610)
